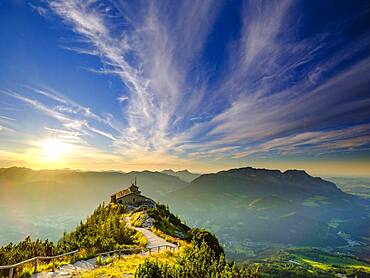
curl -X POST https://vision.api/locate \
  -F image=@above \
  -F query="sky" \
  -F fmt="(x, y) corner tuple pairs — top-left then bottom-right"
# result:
(0, 0), (370, 177)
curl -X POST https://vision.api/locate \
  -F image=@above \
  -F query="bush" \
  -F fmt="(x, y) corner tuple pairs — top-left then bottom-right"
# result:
(18, 267), (33, 278)
(0, 236), (54, 275)
(0, 203), (142, 276)
(135, 259), (171, 277)
(57, 203), (141, 254)
(147, 204), (190, 239)
(188, 228), (224, 258)
(96, 256), (113, 266)
(135, 241), (251, 278)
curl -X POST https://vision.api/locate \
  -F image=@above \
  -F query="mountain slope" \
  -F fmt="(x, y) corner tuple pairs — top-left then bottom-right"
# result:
(180, 167), (345, 200)
(0, 167), (189, 245)
(0, 167), (188, 199)
(165, 167), (370, 250)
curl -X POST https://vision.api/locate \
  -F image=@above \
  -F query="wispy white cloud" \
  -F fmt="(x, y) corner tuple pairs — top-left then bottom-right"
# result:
(0, 115), (16, 133)
(47, 0), (220, 157)
(17, 0), (370, 168)
(0, 125), (15, 133)
(117, 95), (128, 103)
(232, 124), (370, 158)
(175, 1), (370, 160)
(29, 3), (48, 17)
(2, 89), (117, 142)
(0, 115), (16, 121)
(206, 57), (370, 145)
(29, 86), (114, 126)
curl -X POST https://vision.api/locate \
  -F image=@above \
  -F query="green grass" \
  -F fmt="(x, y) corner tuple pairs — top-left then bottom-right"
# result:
(77, 251), (179, 277)
(300, 258), (331, 270)
(130, 210), (146, 227)
(240, 248), (370, 277)
(300, 257), (370, 272)
(224, 245), (255, 261)
(289, 248), (370, 273)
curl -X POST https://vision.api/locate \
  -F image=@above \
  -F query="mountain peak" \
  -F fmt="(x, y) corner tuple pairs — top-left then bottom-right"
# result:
(161, 169), (176, 174)
(283, 169), (310, 177)
(161, 169), (200, 182)
(218, 166), (314, 179)
(218, 166), (283, 177)
(177, 169), (191, 174)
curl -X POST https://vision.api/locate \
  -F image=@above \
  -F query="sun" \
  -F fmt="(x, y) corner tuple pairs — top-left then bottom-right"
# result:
(41, 138), (70, 162)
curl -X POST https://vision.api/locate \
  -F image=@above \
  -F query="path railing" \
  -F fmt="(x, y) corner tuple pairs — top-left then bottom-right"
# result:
(0, 250), (78, 278)
(147, 244), (178, 254)
(0, 244), (178, 278)
(96, 244), (178, 258)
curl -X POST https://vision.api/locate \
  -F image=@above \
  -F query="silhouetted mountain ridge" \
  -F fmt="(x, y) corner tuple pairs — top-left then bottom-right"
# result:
(165, 166), (370, 247)
(1, 166), (369, 252)
(0, 167), (188, 204)
(187, 167), (343, 201)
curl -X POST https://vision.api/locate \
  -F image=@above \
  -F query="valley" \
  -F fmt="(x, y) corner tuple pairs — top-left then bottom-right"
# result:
(1, 166), (369, 265)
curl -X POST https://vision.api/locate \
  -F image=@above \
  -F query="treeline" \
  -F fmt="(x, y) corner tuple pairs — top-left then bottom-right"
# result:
(146, 204), (190, 239)
(57, 203), (145, 254)
(135, 233), (258, 278)
(0, 203), (144, 273)
(0, 237), (54, 266)
(133, 237), (331, 278)
(135, 228), (367, 277)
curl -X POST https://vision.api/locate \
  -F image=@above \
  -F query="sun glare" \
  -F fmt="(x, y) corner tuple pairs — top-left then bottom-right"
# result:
(41, 139), (70, 162)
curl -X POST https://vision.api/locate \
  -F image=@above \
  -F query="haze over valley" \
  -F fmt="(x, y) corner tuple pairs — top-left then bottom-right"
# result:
(1, 166), (369, 263)
(1, 0), (370, 276)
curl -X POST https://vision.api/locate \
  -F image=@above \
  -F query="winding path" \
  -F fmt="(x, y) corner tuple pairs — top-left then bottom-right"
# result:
(124, 217), (178, 250)
(33, 216), (177, 277)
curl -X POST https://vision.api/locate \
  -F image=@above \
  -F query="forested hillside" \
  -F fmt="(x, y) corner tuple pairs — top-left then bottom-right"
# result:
(165, 167), (370, 259)
(0, 204), (145, 271)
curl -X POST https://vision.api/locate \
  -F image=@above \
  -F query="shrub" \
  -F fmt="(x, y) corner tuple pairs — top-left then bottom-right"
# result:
(147, 204), (190, 239)
(135, 259), (168, 277)
(135, 241), (250, 278)
(57, 203), (140, 254)
(188, 228), (224, 258)
(96, 256), (113, 266)
(18, 267), (33, 278)
(0, 203), (143, 276)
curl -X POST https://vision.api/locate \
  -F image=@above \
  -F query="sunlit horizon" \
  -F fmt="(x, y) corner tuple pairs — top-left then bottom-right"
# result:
(0, 1), (369, 179)
(1, 156), (370, 178)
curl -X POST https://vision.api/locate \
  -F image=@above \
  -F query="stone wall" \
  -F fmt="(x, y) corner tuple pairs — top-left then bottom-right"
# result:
(117, 193), (148, 205)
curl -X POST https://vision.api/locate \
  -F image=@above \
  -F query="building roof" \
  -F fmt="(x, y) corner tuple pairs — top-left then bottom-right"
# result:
(114, 188), (131, 198)
(111, 180), (156, 207)
(112, 183), (141, 198)
(116, 191), (142, 198)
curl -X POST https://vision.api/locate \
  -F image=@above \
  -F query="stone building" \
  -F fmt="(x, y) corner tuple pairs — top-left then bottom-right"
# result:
(110, 178), (156, 209)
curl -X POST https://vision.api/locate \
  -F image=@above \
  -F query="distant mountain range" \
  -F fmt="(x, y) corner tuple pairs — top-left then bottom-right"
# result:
(1, 166), (369, 260)
(0, 166), (188, 228)
(0, 167), (188, 200)
(164, 167), (370, 254)
(161, 169), (200, 182)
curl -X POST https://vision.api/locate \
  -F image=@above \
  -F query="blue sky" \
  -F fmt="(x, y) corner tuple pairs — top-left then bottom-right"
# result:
(0, 0), (370, 176)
